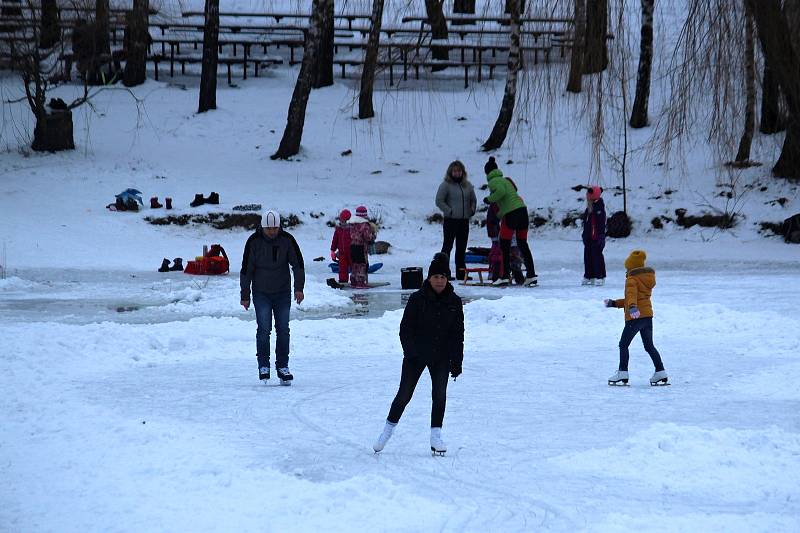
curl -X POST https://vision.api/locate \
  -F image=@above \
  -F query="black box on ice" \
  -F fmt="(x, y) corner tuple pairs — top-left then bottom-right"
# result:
(401, 267), (423, 290)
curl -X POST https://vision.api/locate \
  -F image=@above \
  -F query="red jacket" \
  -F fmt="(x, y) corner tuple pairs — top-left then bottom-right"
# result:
(331, 224), (352, 253)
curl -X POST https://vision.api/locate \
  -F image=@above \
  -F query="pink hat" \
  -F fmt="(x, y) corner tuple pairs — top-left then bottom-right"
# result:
(355, 205), (368, 217)
(339, 209), (351, 222)
(586, 186), (602, 201)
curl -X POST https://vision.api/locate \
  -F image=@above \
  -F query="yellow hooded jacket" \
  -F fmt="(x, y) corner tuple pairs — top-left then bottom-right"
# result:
(614, 267), (656, 321)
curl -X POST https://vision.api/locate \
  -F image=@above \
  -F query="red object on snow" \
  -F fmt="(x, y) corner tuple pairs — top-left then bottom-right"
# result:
(184, 244), (230, 275)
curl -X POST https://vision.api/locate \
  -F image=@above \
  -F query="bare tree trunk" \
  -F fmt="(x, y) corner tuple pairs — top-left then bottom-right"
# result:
(198, 0), (219, 113)
(566, 0), (586, 93)
(313, 0), (334, 88)
(745, 0), (800, 179)
(425, 0), (449, 69)
(95, 0), (110, 55)
(123, 0), (148, 87)
(358, 0), (384, 119)
(629, 0), (654, 127)
(583, 0), (608, 74)
(453, 0), (475, 14)
(40, 0), (60, 49)
(272, 0), (330, 159)
(759, 59), (785, 133)
(504, 0), (526, 15)
(482, 0), (521, 151)
(735, 5), (756, 162)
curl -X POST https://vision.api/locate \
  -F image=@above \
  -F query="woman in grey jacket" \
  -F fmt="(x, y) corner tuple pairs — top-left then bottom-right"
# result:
(435, 160), (477, 280)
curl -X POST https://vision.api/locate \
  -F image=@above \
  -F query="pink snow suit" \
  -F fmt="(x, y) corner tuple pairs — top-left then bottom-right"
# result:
(349, 216), (375, 287)
(331, 223), (352, 283)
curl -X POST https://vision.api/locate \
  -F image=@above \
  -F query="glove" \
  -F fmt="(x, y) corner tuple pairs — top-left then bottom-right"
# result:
(629, 306), (641, 319)
(330, 250), (337, 262)
(450, 360), (462, 379)
(604, 299), (615, 308)
(482, 197), (490, 205)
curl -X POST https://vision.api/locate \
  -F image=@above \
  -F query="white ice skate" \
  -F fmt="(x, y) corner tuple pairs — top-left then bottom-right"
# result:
(649, 370), (669, 386)
(430, 427), (447, 456)
(582, 278), (593, 286)
(372, 421), (396, 453)
(523, 276), (538, 287)
(608, 370), (629, 386)
(492, 277), (510, 287)
(593, 278), (605, 286)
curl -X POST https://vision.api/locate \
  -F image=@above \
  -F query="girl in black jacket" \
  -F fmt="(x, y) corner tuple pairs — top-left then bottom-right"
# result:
(373, 253), (465, 455)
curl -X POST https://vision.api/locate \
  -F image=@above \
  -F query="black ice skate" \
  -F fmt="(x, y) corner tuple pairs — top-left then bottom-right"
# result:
(259, 366), (270, 381)
(276, 367), (293, 386)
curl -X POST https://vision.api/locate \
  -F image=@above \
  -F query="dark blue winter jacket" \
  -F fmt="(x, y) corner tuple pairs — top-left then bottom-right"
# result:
(582, 198), (606, 244)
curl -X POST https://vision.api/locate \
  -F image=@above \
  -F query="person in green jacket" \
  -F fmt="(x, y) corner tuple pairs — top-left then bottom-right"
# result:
(482, 157), (537, 286)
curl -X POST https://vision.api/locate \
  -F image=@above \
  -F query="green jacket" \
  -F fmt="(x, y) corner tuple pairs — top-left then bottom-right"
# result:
(485, 169), (525, 217)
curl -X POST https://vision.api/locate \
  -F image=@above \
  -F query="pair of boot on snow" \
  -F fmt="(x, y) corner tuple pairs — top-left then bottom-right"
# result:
(608, 370), (669, 386)
(150, 197), (173, 209)
(158, 258), (184, 272)
(190, 192), (220, 208)
(372, 422), (447, 456)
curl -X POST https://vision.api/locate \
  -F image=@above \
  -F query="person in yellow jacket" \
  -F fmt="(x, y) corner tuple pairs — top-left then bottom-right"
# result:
(603, 250), (668, 386)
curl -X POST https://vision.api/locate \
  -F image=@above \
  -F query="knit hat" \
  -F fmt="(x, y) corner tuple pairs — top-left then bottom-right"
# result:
(624, 250), (647, 270)
(262, 209), (281, 228)
(339, 209), (351, 222)
(355, 205), (368, 218)
(427, 252), (451, 279)
(484, 156), (498, 175)
(586, 186), (603, 201)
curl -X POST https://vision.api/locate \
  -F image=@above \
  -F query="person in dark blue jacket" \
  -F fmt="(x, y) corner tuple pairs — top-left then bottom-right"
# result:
(581, 186), (607, 286)
(372, 253), (464, 455)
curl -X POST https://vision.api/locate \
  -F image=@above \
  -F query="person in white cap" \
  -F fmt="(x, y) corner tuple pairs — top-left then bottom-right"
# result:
(240, 209), (305, 385)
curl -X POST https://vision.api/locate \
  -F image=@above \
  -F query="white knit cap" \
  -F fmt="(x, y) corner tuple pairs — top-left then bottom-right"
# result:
(262, 209), (281, 228)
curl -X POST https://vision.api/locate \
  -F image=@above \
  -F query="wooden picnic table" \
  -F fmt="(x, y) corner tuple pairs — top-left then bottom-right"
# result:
(181, 10), (372, 30)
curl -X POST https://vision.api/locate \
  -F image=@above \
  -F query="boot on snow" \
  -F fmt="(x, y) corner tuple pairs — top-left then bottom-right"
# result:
(608, 370), (629, 386)
(150, 196), (163, 209)
(205, 191), (220, 205)
(372, 421), (396, 453)
(169, 258), (184, 271)
(165, 197), (173, 210)
(430, 427), (447, 456)
(190, 193), (205, 207)
(158, 258), (171, 272)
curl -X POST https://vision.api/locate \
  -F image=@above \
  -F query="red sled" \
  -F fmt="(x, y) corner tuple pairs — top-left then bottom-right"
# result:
(184, 244), (230, 275)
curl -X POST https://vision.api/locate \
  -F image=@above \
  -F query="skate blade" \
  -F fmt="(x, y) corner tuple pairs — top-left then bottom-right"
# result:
(431, 447), (446, 457)
(608, 380), (629, 386)
(280, 380), (292, 386)
(650, 380), (670, 386)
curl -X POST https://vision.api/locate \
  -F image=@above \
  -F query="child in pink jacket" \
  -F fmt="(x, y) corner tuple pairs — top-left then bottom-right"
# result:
(349, 205), (376, 288)
(330, 209), (352, 284)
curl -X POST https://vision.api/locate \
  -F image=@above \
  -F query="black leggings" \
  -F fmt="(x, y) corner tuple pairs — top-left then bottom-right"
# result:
(618, 317), (664, 372)
(441, 218), (470, 279)
(387, 357), (450, 427)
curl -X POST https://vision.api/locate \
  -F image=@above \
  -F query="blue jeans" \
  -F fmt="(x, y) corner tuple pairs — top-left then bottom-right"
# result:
(252, 290), (291, 369)
(618, 317), (664, 372)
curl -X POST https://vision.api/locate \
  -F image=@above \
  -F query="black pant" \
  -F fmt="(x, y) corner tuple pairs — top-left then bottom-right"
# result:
(583, 241), (606, 279)
(618, 317), (664, 372)
(387, 357), (450, 427)
(441, 218), (470, 279)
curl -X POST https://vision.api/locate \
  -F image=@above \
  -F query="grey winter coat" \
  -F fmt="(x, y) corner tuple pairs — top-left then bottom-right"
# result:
(240, 228), (305, 300)
(436, 177), (477, 220)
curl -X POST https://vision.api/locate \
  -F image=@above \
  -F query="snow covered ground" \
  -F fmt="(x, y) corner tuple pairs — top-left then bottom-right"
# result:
(2, 0), (800, 530)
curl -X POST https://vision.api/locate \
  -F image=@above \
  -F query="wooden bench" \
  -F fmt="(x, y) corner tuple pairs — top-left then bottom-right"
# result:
(150, 52), (283, 84)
